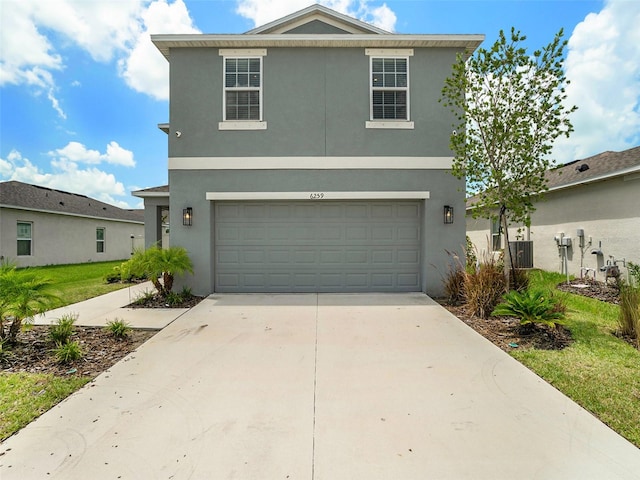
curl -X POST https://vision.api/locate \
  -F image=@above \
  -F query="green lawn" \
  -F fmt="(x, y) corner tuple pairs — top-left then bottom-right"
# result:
(20, 260), (130, 306)
(1, 261), (133, 441)
(0, 373), (90, 440)
(513, 270), (640, 447)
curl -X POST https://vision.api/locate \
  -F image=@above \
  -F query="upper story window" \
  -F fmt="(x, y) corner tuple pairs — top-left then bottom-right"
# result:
(365, 49), (414, 129)
(96, 227), (105, 253)
(17, 221), (32, 256)
(371, 57), (408, 119)
(219, 49), (267, 131)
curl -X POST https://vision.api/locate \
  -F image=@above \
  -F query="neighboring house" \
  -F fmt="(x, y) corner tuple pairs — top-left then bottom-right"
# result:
(133, 4), (484, 296)
(466, 146), (640, 281)
(0, 181), (145, 267)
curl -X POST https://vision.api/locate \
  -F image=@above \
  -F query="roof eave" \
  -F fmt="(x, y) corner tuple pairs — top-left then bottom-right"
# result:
(151, 34), (485, 61)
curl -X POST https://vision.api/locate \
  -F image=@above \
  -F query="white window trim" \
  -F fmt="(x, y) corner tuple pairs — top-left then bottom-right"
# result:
(220, 49), (267, 130)
(17, 221), (33, 256)
(366, 49), (412, 127)
(96, 227), (106, 254)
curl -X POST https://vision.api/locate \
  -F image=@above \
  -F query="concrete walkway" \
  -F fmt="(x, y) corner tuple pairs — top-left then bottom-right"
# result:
(2, 293), (640, 479)
(34, 282), (187, 329)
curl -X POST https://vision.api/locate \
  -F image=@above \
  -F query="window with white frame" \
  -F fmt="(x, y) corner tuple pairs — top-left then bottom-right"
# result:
(370, 56), (409, 120)
(365, 49), (413, 129)
(96, 227), (105, 253)
(224, 57), (262, 121)
(17, 222), (32, 256)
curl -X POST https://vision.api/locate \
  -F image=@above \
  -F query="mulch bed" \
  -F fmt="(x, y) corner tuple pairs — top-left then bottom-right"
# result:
(556, 277), (621, 304)
(1, 294), (205, 378)
(1, 327), (157, 377)
(444, 304), (574, 352)
(443, 277), (625, 353)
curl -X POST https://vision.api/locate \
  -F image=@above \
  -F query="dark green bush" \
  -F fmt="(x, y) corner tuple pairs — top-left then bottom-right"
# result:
(492, 289), (565, 328)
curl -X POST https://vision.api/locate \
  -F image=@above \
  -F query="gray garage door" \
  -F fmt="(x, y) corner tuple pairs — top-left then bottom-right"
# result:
(214, 201), (422, 292)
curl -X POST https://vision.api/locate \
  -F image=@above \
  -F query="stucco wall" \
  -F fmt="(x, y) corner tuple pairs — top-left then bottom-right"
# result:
(165, 44), (465, 296)
(168, 46), (459, 158)
(169, 169), (465, 297)
(0, 208), (144, 267)
(466, 175), (640, 281)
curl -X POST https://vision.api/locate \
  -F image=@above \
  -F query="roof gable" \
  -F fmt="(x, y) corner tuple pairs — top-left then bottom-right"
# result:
(246, 4), (389, 35)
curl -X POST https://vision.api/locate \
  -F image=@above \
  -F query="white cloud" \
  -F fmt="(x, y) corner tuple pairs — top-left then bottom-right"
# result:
(0, 0), (199, 110)
(1, 149), (133, 208)
(236, 0), (396, 32)
(119, 0), (200, 101)
(554, 0), (640, 162)
(50, 141), (136, 167)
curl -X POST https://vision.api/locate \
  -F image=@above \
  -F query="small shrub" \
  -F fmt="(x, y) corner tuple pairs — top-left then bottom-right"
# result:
(132, 290), (156, 306)
(464, 253), (506, 319)
(492, 289), (565, 328)
(105, 318), (132, 339)
(165, 291), (183, 306)
(180, 285), (193, 298)
(618, 283), (640, 339)
(53, 340), (83, 363)
(104, 267), (122, 284)
(48, 314), (77, 345)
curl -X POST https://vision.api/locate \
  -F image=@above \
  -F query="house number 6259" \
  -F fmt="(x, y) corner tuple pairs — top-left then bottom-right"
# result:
(309, 193), (325, 199)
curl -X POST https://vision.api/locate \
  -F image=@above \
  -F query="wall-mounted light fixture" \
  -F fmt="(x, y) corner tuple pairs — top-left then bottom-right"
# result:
(183, 207), (193, 226)
(444, 205), (454, 224)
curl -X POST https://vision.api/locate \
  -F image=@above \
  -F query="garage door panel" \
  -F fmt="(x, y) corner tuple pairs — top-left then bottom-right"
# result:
(215, 201), (421, 292)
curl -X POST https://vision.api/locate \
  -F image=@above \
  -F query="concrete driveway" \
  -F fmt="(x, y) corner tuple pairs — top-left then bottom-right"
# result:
(2, 294), (640, 479)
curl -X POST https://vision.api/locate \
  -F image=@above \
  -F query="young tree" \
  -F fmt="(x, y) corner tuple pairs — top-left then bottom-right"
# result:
(441, 28), (577, 287)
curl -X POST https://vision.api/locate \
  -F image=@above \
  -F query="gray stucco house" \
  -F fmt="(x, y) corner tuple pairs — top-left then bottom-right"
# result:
(1, 181), (144, 267)
(134, 5), (483, 296)
(466, 146), (640, 281)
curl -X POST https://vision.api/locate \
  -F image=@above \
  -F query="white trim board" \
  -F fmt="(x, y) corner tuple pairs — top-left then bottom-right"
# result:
(206, 191), (430, 201)
(169, 156), (452, 170)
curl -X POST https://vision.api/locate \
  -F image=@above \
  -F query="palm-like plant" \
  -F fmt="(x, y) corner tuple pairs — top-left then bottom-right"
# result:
(124, 245), (193, 297)
(0, 265), (60, 343)
(492, 289), (565, 328)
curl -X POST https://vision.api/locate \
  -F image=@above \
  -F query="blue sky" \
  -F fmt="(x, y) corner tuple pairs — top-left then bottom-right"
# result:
(1, 0), (639, 209)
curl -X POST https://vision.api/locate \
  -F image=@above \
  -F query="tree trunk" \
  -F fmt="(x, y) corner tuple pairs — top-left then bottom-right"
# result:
(501, 209), (514, 292)
(8, 317), (22, 343)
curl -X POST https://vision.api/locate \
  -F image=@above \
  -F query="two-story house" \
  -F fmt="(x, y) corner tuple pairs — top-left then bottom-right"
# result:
(134, 5), (483, 296)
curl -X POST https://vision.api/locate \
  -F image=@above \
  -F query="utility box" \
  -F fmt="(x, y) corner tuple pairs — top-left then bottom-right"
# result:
(561, 237), (572, 247)
(508, 241), (534, 268)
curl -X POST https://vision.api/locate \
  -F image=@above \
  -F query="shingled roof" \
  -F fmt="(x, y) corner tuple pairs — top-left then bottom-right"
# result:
(0, 181), (144, 223)
(545, 146), (640, 190)
(466, 146), (640, 208)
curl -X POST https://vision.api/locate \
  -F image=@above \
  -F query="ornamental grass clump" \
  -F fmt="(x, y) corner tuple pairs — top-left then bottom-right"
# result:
(464, 255), (505, 319)
(48, 314), (77, 345)
(492, 289), (566, 328)
(618, 283), (639, 345)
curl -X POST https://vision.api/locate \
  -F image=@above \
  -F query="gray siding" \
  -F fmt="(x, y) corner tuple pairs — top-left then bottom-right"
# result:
(168, 47), (460, 158)
(0, 208), (144, 267)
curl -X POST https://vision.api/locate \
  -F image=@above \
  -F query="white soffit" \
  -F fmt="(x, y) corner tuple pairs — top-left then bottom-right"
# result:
(169, 156), (453, 170)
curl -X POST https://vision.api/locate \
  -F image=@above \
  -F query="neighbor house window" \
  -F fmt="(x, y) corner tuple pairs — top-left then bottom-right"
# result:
(219, 49), (267, 130)
(491, 218), (502, 251)
(96, 228), (105, 253)
(365, 49), (413, 129)
(17, 222), (32, 256)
